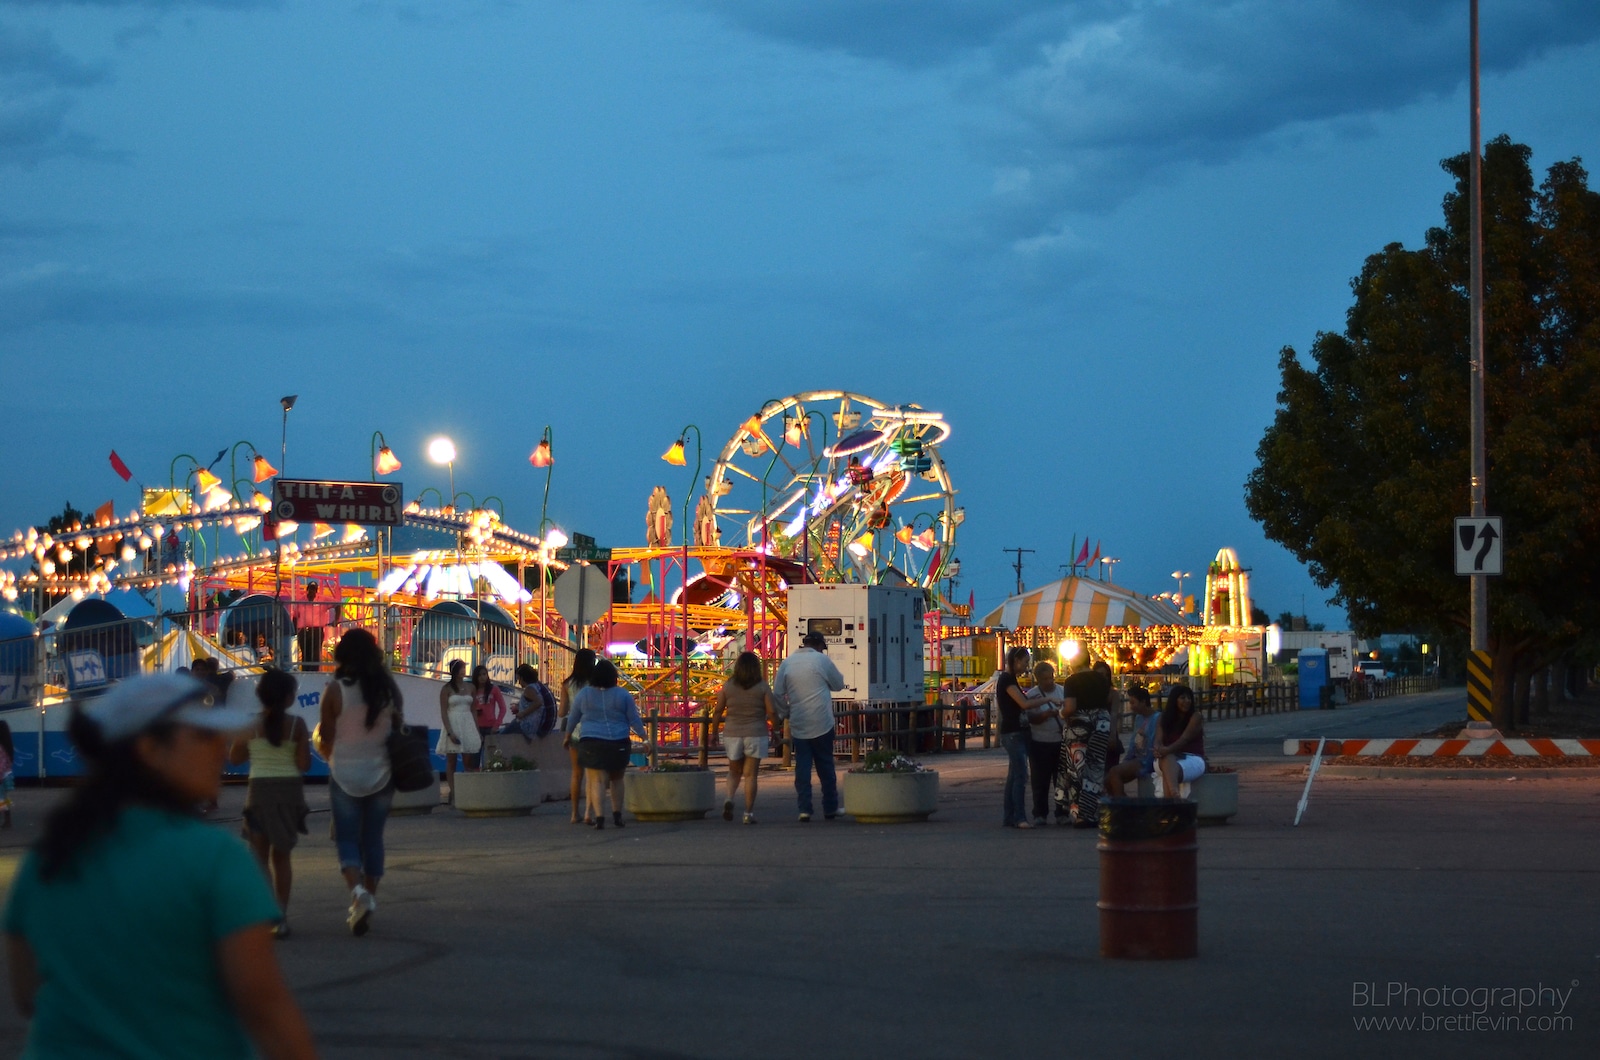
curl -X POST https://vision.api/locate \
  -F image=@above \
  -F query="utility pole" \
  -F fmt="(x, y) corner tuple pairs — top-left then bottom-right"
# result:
(1467, 0), (1488, 657)
(1002, 547), (1034, 596)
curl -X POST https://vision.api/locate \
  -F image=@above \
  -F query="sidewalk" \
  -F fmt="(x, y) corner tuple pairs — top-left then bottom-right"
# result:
(1, 724), (1595, 1059)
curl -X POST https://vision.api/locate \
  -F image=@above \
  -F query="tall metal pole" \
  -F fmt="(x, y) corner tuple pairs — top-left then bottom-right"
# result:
(1468, 0), (1488, 654)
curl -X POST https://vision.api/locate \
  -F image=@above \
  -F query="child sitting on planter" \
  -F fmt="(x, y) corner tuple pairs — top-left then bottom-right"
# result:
(1104, 685), (1157, 798)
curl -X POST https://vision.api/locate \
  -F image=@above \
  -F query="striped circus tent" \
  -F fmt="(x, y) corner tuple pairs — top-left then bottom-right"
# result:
(980, 576), (1185, 629)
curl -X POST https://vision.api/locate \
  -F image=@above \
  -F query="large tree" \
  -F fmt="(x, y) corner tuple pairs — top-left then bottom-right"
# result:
(1245, 137), (1600, 728)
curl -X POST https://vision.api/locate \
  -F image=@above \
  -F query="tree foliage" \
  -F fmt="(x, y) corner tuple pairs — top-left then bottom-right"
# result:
(1245, 137), (1600, 726)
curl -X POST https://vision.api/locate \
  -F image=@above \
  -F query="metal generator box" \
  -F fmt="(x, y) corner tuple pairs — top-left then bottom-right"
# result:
(787, 583), (925, 703)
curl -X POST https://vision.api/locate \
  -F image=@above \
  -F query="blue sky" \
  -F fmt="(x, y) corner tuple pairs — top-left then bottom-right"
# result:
(2, 1), (1598, 625)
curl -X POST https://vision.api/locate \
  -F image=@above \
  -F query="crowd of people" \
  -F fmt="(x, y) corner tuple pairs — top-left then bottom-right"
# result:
(0, 632), (1205, 1057)
(998, 646), (1207, 828)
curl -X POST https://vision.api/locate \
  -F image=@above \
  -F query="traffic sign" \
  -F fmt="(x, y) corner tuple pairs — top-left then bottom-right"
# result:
(554, 545), (612, 563)
(1454, 516), (1503, 576)
(273, 479), (404, 526)
(553, 564), (611, 627)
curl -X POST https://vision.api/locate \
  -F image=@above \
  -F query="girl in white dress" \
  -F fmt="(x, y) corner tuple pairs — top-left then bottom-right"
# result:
(436, 660), (479, 797)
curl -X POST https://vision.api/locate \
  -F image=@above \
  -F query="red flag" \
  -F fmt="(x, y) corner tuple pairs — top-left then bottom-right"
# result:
(1089, 540), (1101, 566)
(1074, 538), (1090, 565)
(109, 450), (133, 482)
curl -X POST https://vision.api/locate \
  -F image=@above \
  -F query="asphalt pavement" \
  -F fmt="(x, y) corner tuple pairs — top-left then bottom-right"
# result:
(1, 685), (1595, 1060)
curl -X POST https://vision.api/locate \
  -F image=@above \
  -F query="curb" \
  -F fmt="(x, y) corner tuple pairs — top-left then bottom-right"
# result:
(1314, 764), (1600, 780)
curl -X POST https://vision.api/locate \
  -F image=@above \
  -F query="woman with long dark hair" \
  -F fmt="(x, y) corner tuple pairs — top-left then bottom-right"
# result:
(560, 649), (598, 824)
(996, 646), (1034, 828)
(435, 659), (477, 795)
(3, 674), (316, 1057)
(1154, 683), (1206, 797)
(317, 629), (402, 937)
(710, 651), (780, 824)
(564, 659), (645, 830)
(469, 663), (507, 746)
(228, 669), (311, 937)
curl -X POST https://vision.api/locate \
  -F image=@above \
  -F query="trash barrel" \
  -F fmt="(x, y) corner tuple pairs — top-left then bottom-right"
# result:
(1097, 797), (1198, 959)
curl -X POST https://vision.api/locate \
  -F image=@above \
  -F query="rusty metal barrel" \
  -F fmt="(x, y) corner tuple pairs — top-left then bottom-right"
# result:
(1097, 797), (1198, 959)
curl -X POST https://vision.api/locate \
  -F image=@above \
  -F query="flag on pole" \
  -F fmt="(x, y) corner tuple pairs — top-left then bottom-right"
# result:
(1089, 540), (1101, 567)
(109, 451), (133, 482)
(1068, 534), (1078, 570)
(1074, 538), (1090, 566)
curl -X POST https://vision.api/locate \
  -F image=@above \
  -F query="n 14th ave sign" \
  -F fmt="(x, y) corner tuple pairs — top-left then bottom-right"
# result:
(274, 479), (405, 526)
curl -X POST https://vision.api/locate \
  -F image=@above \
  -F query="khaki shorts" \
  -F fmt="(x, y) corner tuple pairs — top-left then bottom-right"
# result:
(722, 734), (769, 761)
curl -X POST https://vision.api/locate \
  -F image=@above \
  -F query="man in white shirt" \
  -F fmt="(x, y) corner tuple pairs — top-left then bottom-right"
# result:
(771, 632), (846, 821)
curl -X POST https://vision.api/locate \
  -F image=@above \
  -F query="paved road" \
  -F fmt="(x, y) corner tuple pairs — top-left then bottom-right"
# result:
(1205, 687), (1468, 760)
(2, 694), (1595, 1060)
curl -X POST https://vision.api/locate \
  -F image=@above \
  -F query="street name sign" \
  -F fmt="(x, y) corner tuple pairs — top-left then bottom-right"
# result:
(273, 479), (404, 526)
(1454, 516), (1503, 576)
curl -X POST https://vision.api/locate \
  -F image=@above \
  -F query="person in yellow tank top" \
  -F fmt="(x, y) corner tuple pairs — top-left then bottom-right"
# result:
(227, 669), (311, 939)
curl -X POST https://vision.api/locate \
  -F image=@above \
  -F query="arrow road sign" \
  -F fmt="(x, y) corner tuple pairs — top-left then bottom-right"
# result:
(1454, 516), (1503, 576)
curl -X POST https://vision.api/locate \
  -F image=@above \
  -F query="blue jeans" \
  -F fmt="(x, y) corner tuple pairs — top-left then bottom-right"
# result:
(792, 731), (839, 817)
(330, 779), (394, 879)
(1001, 731), (1029, 826)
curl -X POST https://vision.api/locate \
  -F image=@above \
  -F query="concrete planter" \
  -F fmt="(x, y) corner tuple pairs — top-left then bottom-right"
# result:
(452, 770), (540, 817)
(1193, 770), (1238, 824)
(1138, 769), (1238, 825)
(390, 773), (442, 816)
(841, 770), (939, 823)
(625, 769), (716, 821)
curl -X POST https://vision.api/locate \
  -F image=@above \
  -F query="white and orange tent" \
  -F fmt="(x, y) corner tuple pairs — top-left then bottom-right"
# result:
(980, 576), (1185, 630)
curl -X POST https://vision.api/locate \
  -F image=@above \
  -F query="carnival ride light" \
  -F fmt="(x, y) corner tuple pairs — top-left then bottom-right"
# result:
(528, 439), (552, 469)
(375, 445), (402, 476)
(662, 439), (687, 466)
(1057, 639), (1082, 661)
(543, 527), (569, 549)
(312, 523), (334, 540)
(252, 455), (279, 482)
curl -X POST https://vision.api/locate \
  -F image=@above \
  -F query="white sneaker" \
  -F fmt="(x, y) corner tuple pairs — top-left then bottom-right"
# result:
(347, 887), (376, 937)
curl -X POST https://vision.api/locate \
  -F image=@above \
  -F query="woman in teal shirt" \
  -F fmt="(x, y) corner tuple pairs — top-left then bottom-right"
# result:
(4, 673), (317, 1059)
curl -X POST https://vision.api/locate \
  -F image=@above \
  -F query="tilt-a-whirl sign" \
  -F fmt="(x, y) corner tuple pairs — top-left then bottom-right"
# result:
(273, 479), (405, 526)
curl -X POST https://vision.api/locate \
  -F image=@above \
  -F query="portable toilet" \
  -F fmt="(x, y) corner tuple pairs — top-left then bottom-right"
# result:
(1298, 648), (1328, 709)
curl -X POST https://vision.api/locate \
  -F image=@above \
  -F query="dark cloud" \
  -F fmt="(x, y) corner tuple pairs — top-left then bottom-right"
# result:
(698, 1), (1600, 223)
(0, 24), (109, 162)
(0, 268), (373, 332)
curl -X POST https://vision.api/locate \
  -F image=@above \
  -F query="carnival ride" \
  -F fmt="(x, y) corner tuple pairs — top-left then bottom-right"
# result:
(707, 392), (959, 594)
(0, 391), (962, 775)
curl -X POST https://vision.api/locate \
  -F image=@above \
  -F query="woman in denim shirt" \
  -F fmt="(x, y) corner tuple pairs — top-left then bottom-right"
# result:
(563, 659), (645, 830)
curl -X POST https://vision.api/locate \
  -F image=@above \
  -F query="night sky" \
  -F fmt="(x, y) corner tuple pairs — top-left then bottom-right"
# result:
(3, 1), (1598, 626)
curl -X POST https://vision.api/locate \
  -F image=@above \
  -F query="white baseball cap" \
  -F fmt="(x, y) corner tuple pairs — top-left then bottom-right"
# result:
(79, 673), (259, 743)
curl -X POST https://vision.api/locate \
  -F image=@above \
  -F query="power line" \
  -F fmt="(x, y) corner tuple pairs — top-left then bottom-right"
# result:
(1002, 546), (1035, 595)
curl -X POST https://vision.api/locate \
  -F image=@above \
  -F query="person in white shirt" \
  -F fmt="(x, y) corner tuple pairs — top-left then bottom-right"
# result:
(771, 633), (845, 821)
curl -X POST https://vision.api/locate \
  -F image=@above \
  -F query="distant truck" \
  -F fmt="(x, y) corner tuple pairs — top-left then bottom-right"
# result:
(1278, 630), (1356, 683)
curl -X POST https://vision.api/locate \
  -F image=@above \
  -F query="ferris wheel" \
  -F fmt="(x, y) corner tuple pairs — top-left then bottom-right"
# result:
(706, 391), (960, 587)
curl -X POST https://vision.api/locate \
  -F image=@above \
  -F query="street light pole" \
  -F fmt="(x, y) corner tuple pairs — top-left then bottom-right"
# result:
(664, 425), (702, 715)
(275, 395), (297, 659)
(1468, 0), (1488, 656)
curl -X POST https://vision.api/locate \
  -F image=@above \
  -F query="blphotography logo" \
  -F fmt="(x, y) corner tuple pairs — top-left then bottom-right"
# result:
(1351, 980), (1578, 1032)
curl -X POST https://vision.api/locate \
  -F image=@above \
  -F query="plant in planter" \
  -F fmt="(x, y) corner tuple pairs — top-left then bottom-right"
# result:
(452, 750), (541, 817)
(626, 760), (715, 821)
(841, 750), (939, 823)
